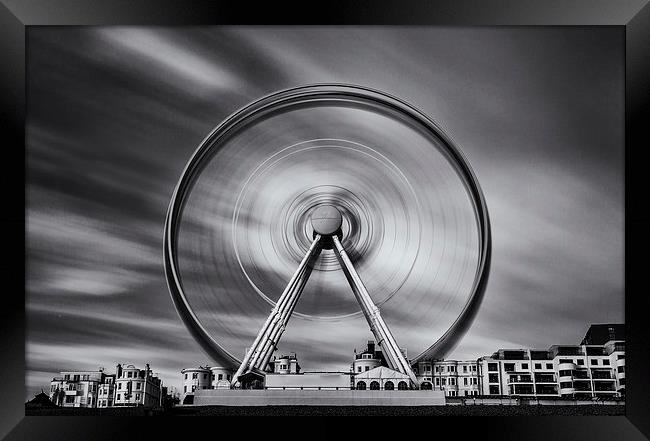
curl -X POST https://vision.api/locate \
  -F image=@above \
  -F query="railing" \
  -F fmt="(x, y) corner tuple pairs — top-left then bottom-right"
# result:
(591, 371), (614, 380)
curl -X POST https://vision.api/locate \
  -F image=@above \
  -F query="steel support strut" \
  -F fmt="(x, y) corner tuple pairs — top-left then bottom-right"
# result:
(332, 235), (420, 388)
(231, 235), (322, 387)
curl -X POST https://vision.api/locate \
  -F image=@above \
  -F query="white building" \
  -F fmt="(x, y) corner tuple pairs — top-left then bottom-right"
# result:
(210, 366), (234, 389)
(477, 340), (625, 399)
(354, 366), (410, 391)
(414, 360), (480, 397)
(180, 366), (211, 395)
(113, 363), (163, 407)
(49, 369), (105, 408)
(96, 374), (115, 408)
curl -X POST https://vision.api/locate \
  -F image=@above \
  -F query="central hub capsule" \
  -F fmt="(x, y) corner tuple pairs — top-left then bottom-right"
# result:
(311, 204), (343, 237)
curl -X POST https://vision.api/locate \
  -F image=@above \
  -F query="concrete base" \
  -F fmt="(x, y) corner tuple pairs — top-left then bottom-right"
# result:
(191, 389), (446, 406)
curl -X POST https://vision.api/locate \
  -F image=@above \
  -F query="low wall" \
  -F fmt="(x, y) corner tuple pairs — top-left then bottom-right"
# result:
(191, 389), (446, 407)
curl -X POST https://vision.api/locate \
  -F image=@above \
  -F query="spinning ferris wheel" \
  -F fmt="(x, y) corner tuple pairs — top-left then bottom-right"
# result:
(163, 84), (491, 389)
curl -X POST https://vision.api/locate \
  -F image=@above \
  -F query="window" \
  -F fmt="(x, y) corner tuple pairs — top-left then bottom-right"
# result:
(441, 378), (446, 386)
(472, 365), (476, 371)
(577, 359), (584, 366)
(620, 378), (626, 386)
(73, 375), (80, 381)
(591, 359), (598, 366)
(280, 364), (287, 370)
(356, 381), (366, 390)
(184, 386), (187, 393)
(473, 378), (478, 385)
(535, 363), (542, 369)
(546, 363), (553, 369)
(184, 374), (187, 380)
(464, 378), (468, 386)
(135, 394), (140, 401)
(435, 366), (440, 373)
(64, 374), (70, 380)
(463, 365), (468, 372)
(357, 367), (361, 372)
(603, 359), (610, 366)
(136, 383), (141, 390)
(489, 385), (499, 395)
(618, 354), (625, 360)
(118, 383), (122, 390)
(227, 375), (231, 381)
(128, 372), (132, 378)
(203, 374), (207, 379)
(464, 390), (469, 396)
(488, 363), (498, 372)
(192, 373), (197, 379)
(435, 378), (440, 386)
(398, 381), (408, 390)
(425, 365), (431, 372)
(218, 374), (223, 380)
(617, 366), (625, 373)
(66, 396), (75, 404)
(365, 366), (369, 371)
(504, 363), (515, 372)
(522, 363), (529, 370)
(117, 394), (121, 400)
(489, 373), (499, 383)
(449, 378), (455, 386)
(192, 385), (196, 392)
(384, 381), (394, 390)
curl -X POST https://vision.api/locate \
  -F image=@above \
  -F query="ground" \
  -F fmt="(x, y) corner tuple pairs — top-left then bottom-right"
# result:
(25, 405), (625, 416)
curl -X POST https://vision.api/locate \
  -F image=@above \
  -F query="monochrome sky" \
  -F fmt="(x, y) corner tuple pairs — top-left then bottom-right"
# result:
(26, 27), (623, 398)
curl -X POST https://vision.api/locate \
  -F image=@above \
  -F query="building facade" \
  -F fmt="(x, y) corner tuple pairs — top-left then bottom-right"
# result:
(414, 360), (480, 397)
(49, 369), (105, 408)
(96, 374), (115, 408)
(113, 363), (163, 407)
(50, 364), (162, 408)
(181, 366), (212, 395)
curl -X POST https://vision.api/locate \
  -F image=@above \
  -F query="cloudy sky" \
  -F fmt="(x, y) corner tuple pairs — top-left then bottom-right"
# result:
(26, 26), (623, 398)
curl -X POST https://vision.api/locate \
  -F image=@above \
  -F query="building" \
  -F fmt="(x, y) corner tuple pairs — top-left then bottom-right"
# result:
(96, 374), (115, 408)
(269, 353), (300, 374)
(210, 366), (234, 389)
(414, 360), (480, 397)
(581, 324), (625, 345)
(353, 366), (410, 391)
(476, 324), (625, 399)
(180, 366), (211, 395)
(49, 363), (163, 408)
(49, 369), (105, 408)
(113, 363), (163, 407)
(352, 340), (384, 374)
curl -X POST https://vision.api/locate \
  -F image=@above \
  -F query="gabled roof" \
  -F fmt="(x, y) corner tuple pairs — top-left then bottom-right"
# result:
(354, 366), (409, 380)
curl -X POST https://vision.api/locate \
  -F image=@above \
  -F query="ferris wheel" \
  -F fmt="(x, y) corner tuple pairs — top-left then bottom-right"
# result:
(163, 84), (491, 389)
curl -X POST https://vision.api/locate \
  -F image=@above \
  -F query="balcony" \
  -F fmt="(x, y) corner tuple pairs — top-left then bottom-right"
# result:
(558, 362), (577, 371)
(508, 375), (533, 384)
(572, 370), (590, 379)
(591, 371), (614, 380)
(534, 374), (556, 383)
(535, 385), (558, 395)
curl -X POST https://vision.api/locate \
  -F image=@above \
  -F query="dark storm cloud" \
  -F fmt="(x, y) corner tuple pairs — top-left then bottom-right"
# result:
(26, 27), (623, 397)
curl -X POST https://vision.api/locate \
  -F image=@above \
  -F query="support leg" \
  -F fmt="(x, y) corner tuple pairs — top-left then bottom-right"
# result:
(231, 235), (322, 387)
(332, 235), (420, 388)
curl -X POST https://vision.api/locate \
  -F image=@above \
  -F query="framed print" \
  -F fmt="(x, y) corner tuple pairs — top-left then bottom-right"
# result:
(2, 0), (649, 438)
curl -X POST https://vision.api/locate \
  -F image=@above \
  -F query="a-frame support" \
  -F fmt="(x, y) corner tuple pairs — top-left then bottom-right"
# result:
(231, 205), (420, 388)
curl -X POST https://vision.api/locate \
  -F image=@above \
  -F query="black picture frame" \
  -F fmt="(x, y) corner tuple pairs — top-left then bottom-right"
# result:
(2, 0), (648, 438)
